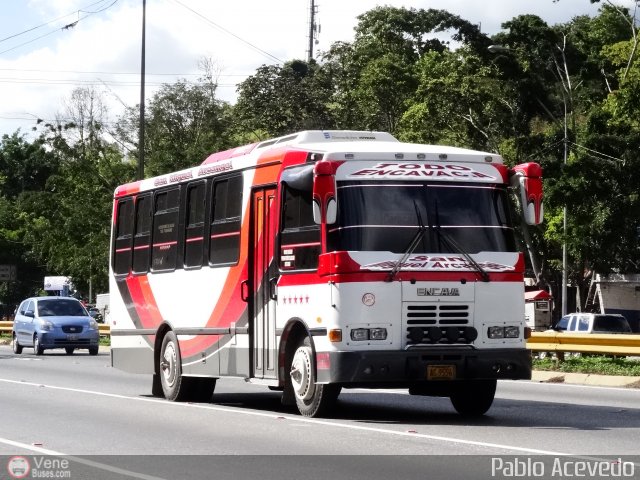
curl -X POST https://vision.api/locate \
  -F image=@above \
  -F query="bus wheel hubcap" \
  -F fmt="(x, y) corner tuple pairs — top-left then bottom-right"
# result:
(161, 342), (177, 387)
(290, 346), (314, 401)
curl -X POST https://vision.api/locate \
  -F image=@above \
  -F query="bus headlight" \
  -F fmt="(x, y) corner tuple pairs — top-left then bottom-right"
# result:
(350, 328), (388, 341)
(369, 328), (388, 340)
(488, 326), (504, 339)
(504, 326), (520, 338)
(351, 329), (369, 341)
(488, 326), (520, 339)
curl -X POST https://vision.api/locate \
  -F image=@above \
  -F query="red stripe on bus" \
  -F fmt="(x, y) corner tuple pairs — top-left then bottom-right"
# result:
(277, 271), (524, 286)
(210, 231), (240, 239)
(186, 236), (204, 243)
(133, 245), (149, 250)
(125, 275), (162, 330)
(281, 242), (321, 249)
(152, 241), (178, 248)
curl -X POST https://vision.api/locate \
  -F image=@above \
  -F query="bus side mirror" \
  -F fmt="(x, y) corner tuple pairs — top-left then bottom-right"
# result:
(510, 163), (543, 226)
(313, 161), (338, 225)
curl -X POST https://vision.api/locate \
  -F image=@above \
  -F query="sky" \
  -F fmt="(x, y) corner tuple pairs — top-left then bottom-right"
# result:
(0, 0), (637, 139)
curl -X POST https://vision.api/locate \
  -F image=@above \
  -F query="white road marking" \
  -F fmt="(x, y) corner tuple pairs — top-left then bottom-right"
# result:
(0, 378), (570, 456)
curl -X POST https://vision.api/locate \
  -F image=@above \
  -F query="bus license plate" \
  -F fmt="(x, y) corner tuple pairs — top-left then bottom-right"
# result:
(427, 365), (455, 380)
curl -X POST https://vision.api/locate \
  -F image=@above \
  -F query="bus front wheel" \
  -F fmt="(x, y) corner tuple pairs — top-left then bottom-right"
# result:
(449, 379), (496, 417)
(289, 337), (340, 417)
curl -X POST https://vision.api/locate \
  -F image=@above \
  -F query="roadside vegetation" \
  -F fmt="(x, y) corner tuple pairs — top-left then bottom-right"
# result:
(533, 355), (640, 376)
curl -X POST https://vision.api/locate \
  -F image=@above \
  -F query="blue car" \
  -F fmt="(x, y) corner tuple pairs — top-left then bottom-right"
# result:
(12, 297), (100, 355)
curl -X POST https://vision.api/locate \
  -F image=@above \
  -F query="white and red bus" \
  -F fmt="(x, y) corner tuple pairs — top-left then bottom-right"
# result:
(109, 130), (543, 417)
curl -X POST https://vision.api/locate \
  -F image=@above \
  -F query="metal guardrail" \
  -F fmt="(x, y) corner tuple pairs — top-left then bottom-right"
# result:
(527, 331), (640, 356)
(2, 321), (640, 355)
(1, 321), (111, 336)
(0, 321), (13, 333)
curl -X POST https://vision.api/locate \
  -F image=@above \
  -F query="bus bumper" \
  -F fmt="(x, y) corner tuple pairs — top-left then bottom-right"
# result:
(315, 348), (531, 386)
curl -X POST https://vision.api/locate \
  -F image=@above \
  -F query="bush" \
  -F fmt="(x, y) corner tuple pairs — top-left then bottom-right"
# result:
(533, 355), (640, 376)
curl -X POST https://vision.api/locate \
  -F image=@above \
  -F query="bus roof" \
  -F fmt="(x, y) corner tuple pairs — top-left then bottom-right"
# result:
(114, 130), (504, 198)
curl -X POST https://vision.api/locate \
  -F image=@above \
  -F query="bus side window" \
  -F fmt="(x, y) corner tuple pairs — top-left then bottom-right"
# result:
(113, 197), (134, 275)
(132, 194), (152, 274)
(184, 181), (206, 268)
(151, 187), (180, 272)
(280, 183), (320, 271)
(210, 175), (242, 266)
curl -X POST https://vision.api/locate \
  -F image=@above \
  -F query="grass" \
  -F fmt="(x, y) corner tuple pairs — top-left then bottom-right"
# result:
(533, 355), (640, 376)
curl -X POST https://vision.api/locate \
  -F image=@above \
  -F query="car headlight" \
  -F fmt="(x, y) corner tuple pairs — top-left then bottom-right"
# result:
(89, 319), (99, 330)
(40, 320), (54, 331)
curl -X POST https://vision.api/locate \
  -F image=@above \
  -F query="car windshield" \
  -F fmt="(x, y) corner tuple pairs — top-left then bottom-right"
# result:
(37, 299), (87, 317)
(555, 316), (570, 331)
(593, 316), (631, 333)
(327, 181), (516, 253)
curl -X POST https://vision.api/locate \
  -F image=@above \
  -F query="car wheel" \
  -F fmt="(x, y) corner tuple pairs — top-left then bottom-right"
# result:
(88, 346), (99, 356)
(159, 331), (192, 401)
(12, 334), (23, 354)
(450, 379), (496, 417)
(289, 336), (341, 417)
(33, 335), (44, 355)
(65, 347), (75, 355)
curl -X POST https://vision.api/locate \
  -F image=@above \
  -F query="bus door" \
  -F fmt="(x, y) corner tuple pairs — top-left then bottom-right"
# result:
(250, 186), (278, 379)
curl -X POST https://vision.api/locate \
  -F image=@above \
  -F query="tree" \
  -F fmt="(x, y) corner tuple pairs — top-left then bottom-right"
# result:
(0, 133), (60, 305)
(19, 87), (135, 299)
(117, 66), (235, 177)
(234, 60), (336, 138)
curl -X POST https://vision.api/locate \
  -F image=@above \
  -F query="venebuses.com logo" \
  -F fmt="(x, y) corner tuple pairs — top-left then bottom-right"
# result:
(7, 456), (30, 479)
(6, 456), (71, 479)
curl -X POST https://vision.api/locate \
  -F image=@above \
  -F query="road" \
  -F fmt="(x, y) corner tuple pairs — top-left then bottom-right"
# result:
(1, 345), (639, 479)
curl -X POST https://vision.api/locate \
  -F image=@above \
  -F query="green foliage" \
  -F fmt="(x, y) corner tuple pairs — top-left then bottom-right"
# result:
(533, 355), (640, 376)
(234, 60), (336, 137)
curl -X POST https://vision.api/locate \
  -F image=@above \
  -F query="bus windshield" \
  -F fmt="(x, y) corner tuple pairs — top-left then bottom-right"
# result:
(327, 181), (516, 254)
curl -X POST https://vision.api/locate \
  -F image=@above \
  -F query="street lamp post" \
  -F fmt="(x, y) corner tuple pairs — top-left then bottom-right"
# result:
(138, 0), (146, 181)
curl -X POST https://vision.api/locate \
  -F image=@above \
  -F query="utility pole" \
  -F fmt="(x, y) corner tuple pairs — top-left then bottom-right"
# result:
(138, 0), (146, 181)
(307, 0), (319, 62)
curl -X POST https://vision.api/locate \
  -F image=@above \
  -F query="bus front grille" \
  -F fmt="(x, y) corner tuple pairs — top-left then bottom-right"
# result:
(404, 303), (476, 346)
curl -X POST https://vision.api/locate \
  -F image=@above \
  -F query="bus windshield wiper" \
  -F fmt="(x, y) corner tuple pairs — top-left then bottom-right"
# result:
(385, 202), (426, 282)
(432, 202), (490, 282)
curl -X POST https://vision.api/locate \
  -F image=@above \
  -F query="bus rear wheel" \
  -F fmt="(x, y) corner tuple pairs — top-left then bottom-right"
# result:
(289, 337), (340, 417)
(449, 379), (496, 417)
(159, 331), (191, 402)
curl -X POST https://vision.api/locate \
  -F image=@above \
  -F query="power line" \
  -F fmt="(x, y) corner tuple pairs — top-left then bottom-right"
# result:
(0, 0), (110, 44)
(0, 67), (251, 77)
(169, 0), (284, 64)
(0, 0), (120, 56)
(0, 78), (240, 88)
